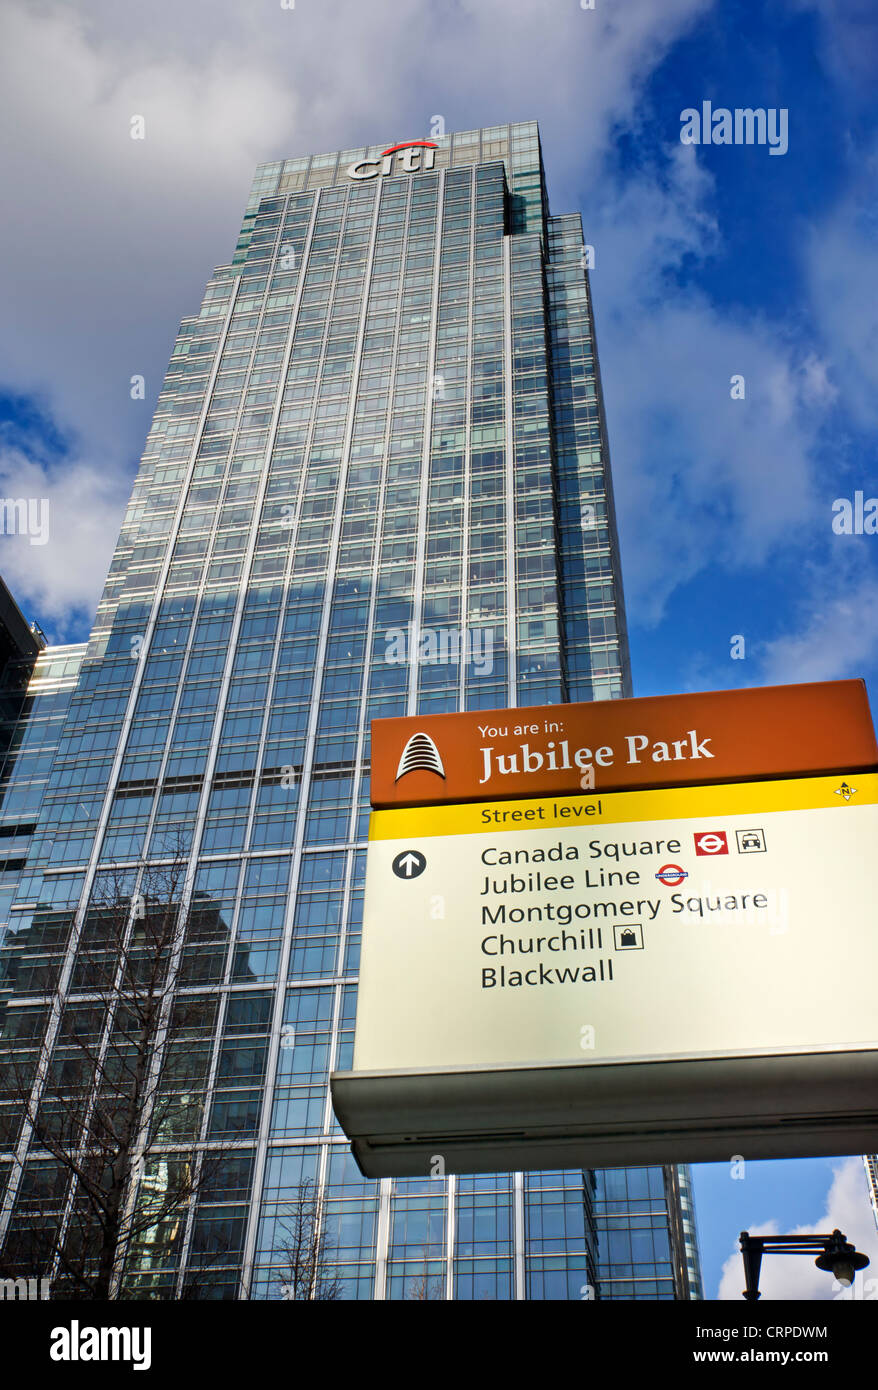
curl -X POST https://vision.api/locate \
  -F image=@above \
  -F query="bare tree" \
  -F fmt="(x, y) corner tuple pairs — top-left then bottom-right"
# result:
(273, 1179), (343, 1301)
(0, 847), (234, 1299)
(404, 1260), (445, 1301)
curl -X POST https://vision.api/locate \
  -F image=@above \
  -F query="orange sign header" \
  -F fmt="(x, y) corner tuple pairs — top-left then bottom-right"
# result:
(370, 680), (877, 808)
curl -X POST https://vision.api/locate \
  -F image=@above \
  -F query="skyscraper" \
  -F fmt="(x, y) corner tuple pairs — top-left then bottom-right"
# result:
(864, 1157), (878, 1234)
(0, 122), (700, 1299)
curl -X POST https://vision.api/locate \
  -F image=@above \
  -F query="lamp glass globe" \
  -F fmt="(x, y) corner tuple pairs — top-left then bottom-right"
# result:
(832, 1260), (854, 1287)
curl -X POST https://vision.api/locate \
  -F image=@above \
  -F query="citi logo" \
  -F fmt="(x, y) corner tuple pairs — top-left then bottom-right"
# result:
(347, 141), (437, 180)
(395, 732), (445, 781)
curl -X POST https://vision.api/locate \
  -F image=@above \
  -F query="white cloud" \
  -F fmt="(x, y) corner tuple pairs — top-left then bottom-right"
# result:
(0, 443), (129, 634)
(0, 0), (711, 448)
(0, 2), (301, 457)
(790, 4), (878, 429)
(804, 148), (878, 433)
(757, 567), (878, 685)
(717, 1157), (878, 1300)
(0, 0), (869, 647)
(584, 148), (836, 624)
(0, 0), (710, 637)
(789, 0), (878, 92)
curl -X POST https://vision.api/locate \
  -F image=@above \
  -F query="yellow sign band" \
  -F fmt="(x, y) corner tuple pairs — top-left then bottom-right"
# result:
(368, 773), (878, 841)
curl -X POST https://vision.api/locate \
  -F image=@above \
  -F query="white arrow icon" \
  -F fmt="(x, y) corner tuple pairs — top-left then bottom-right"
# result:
(392, 850), (426, 880)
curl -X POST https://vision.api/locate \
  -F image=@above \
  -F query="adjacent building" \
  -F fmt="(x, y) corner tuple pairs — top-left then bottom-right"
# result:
(0, 122), (701, 1298)
(864, 1157), (878, 1234)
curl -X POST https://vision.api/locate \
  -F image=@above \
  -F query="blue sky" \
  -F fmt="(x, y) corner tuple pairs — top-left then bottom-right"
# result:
(0, 0), (877, 1297)
(577, 0), (878, 710)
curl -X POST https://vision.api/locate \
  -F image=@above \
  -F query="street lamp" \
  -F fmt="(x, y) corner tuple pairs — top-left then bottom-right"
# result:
(740, 1229), (870, 1300)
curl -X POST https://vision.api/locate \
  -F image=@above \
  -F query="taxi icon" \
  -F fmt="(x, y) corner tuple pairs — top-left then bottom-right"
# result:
(736, 829), (766, 853)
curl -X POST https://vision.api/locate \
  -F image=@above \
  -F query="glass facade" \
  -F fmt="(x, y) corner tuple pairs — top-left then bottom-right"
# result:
(865, 1156), (878, 1234)
(0, 122), (699, 1299)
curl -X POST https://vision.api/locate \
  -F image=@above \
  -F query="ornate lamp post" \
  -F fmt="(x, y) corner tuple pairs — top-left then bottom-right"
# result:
(740, 1229), (869, 1300)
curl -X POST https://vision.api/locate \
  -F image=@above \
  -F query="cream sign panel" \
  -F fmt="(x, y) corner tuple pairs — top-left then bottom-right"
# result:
(352, 774), (878, 1073)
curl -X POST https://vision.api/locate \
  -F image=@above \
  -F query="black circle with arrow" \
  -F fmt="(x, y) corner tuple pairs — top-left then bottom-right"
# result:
(392, 849), (427, 880)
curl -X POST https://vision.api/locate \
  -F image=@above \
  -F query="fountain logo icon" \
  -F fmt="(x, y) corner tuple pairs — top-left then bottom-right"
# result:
(395, 732), (446, 782)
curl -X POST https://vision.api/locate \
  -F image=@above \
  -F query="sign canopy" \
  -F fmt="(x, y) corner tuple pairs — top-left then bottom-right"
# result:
(369, 680), (877, 808)
(331, 681), (878, 1177)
